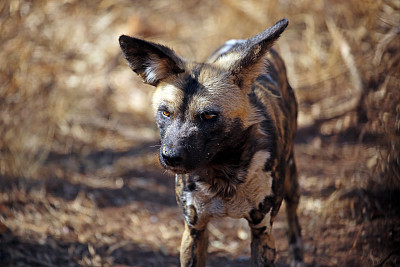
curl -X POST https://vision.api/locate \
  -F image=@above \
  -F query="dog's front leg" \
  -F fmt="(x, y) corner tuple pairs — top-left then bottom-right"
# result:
(250, 225), (276, 267)
(176, 175), (209, 267)
(180, 223), (208, 267)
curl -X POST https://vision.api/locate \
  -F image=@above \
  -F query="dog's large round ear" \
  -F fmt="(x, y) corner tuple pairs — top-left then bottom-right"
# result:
(212, 18), (289, 92)
(119, 35), (185, 86)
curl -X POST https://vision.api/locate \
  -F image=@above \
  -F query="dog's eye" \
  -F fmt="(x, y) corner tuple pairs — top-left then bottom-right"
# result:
(204, 114), (216, 120)
(162, 110), (170, 117)
(201, 112), (217, 121)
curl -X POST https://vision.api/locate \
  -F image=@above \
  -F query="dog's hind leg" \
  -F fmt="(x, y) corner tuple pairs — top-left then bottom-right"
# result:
(284, 152), (304, 267)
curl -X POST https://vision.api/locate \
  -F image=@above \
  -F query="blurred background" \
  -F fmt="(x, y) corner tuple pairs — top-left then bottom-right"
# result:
(1, 0), (399, 266)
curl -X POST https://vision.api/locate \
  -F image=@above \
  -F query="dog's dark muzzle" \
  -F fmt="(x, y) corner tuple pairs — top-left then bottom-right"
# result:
(161, 146), (183, 168)
(159, 137), (206, 173)
(160, 143), (194, 173)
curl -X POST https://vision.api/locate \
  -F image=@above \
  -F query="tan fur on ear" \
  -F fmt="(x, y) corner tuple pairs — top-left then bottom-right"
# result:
(119, 35), (185, 86)
(212, 19), (289, 93)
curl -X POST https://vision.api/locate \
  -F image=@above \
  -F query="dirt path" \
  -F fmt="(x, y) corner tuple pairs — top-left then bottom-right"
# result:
(1, 121), (399, 266)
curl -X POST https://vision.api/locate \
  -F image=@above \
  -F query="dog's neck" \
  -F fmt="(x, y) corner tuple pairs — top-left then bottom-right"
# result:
(189, 124), (266, 198)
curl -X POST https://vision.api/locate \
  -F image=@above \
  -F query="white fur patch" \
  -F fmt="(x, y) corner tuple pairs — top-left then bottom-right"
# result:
(214, 52), (243, 69)
(143, 56), (168, 84)
(217, 39), (246, 55)
(178, 150), (273, 222)
(225, 150), (273, 218)
(144, 65), (158, 84)
(245, 150), (273, 203)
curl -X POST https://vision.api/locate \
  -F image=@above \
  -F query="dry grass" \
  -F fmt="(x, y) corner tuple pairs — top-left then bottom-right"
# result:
(1, 0), (399, 266)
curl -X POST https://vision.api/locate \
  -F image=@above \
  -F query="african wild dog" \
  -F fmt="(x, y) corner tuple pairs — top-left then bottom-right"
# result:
(119, 18), (303, 267)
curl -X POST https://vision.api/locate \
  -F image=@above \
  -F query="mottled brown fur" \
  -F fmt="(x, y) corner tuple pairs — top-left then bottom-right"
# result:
(119, 18), (303, 267)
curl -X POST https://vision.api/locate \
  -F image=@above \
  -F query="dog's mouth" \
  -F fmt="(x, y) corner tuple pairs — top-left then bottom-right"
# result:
(160, 158), (201, 175)
(161, 164), (195, 175)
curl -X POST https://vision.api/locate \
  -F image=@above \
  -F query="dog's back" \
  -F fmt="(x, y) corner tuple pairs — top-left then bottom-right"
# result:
(255, 48), (298, 162)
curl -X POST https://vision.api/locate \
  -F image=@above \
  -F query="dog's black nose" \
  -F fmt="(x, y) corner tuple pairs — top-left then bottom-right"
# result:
(162, 149), (183, 167)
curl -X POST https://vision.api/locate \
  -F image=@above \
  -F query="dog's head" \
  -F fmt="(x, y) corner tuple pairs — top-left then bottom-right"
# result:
(119, 19), (288, 174)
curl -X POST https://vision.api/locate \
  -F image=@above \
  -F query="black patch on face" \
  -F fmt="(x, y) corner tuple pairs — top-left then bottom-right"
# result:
(177, 65), (206, 119)
(160, 85), (249, 173)
(192, 63), (205, 81)
(159, 116), (227, 172)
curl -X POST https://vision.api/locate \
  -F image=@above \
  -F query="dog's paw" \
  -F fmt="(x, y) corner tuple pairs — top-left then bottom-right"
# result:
(289, 237), (304, 267)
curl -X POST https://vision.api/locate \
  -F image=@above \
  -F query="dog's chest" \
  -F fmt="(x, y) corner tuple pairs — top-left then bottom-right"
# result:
(179, 150), (273, 222)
